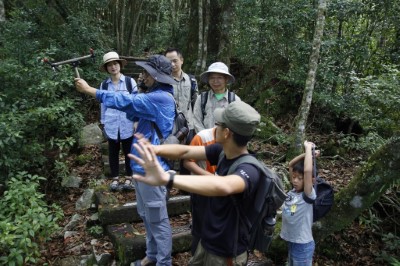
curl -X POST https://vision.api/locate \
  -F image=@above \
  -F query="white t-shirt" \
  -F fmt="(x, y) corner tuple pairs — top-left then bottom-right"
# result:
(280, 188), (316, 244)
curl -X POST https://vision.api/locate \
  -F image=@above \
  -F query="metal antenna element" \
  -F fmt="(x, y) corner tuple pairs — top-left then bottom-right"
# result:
(44, 48), (95, 78)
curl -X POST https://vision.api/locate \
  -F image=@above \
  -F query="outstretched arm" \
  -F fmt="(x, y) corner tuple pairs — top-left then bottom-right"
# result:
(134, 133), (207, 161)
(75, 78), (97, 97)
(183, 159), (213, 175)
(130, 138), (245, 196)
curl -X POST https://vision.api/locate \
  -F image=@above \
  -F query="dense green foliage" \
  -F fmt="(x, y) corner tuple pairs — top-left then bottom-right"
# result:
(0, 3), (110, 263)
(0, 172), (63, 265)
(0, 0), (399, 264)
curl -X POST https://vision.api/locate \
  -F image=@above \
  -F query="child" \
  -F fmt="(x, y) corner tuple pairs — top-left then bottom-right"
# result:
(280, 141), (319, 266)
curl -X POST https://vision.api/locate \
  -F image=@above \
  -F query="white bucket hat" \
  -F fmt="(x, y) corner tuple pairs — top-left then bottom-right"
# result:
(200, 62), (235, 84)
(99, 51), (127, 72)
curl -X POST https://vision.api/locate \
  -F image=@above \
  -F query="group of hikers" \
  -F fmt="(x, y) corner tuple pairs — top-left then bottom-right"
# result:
(74, 48), (318, 266)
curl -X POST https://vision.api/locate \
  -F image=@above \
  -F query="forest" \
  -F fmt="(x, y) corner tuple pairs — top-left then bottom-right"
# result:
(0, 0), (399, 265)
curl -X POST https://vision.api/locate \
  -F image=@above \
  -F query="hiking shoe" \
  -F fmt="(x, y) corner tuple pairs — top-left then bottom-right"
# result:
(131, 257), (156, 266)
(121, 178), (135, 192)
(109, 179), (122, 192)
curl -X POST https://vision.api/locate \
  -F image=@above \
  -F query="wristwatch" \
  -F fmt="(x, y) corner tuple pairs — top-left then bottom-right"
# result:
(166, 170), (176, 190)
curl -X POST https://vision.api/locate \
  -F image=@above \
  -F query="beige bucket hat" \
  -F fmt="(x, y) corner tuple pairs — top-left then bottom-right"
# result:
(100, 51), (127, 72)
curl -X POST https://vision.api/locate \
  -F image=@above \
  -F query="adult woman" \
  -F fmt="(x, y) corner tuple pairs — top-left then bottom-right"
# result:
(99, 52), (137, 191)
(192, 62), (241, 133)
(75, 54), (176, 266)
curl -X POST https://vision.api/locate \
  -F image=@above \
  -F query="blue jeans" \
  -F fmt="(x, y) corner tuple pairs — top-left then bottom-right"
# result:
(287, 241), (315, 266)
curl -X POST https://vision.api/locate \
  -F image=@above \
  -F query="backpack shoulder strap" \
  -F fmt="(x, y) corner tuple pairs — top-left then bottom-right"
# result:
(218, 151), (262, 175)
(101, 79), (108, 91)
(101, 77), (134, 94)
(226, 154), (263, 175)
(188, 74), (197, 93)
(125, 76), (133, 94)
(303, 191), (315, 204)
(220, 152), (264, 257)
(152, 93), (179, 143)
(188, 74), (198, 109)
(200, 91), (209, 119)
(228, 91), (236, 103)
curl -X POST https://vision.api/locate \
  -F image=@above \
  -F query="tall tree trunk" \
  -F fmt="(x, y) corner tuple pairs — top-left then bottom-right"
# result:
(259, 0), (268, 58)
(0, 0), (5, 22)
(201, 0), (209, 71)
(216, 0), (235, 64)
(126, 0), (143, 55)
(208, 0), (235, 63)
(330, 18), (343, 93)
(117, 0), (125, 53)
(170, 0), (178, 41)
(289, 0), (327, 158)
(195, 0), (204, 75)
(195, 0), (209, 75)
(269, 135), (400, 256)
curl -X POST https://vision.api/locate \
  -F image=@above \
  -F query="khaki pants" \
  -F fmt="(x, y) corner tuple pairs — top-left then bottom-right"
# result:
(188, 240), (248, 266)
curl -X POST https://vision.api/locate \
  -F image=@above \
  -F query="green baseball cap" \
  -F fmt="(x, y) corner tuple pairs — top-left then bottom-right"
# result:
(214, 101), (260, 136)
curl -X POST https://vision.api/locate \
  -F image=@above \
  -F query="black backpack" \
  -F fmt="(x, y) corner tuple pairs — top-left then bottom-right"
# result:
(153, 101), (189, 145)
(303, 147), (334, 222)
(153, 94), (189, 170)
(221, 153), (287, 254)
(303, 177), (334, 222)
(101, 76), (134, 94)
(188, 74), (198, 110)
(200, 90), (236, 119)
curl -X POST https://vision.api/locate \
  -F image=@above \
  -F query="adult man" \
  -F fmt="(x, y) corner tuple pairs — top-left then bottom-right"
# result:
(75, 54), (176, 266)
(164, 47), (198, 136)
(165, 48), (198, 175)
(192, 61), (241, 133)
(182, 127), (217, 254)
(129, 101), (261, 266)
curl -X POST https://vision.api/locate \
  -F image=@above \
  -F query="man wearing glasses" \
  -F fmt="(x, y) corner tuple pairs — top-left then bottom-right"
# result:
(129, 101), (262, 266)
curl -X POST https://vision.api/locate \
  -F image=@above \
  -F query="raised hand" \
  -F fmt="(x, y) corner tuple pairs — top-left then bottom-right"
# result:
(129, 137), (168, 186)
(74, 78), (97, 97)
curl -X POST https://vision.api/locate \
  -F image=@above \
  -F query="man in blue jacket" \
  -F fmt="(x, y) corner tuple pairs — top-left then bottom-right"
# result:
(75, 54), (176, 266)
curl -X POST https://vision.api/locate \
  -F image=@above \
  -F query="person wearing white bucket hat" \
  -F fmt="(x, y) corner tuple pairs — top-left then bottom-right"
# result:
(75, 54), (177, 266)
(97, 52), (137, 192)
(192, 62), (241, 133)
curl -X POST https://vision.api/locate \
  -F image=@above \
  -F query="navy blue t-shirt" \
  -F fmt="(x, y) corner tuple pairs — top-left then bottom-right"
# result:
(200, 143), (261, 257)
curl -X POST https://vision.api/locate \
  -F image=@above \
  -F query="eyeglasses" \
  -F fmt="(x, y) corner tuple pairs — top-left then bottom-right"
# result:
(141, 71), (150, 79)
(215, 122), (226, 128)
(209, 76), (225, 82)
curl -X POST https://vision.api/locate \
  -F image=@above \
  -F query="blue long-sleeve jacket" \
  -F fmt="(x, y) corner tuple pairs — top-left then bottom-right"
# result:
(96, 84), (175, 174)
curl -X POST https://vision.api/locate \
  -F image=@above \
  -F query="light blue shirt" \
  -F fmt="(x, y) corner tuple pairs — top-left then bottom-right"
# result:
(100, 75), (138, 140)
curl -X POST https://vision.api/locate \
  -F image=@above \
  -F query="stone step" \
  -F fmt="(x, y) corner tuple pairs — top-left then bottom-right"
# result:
(106, 222), (192, 266)
(96, 192), (191, 225)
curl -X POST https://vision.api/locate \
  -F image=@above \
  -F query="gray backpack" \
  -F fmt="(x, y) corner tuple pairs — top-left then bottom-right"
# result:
(220, 153), (287, 254)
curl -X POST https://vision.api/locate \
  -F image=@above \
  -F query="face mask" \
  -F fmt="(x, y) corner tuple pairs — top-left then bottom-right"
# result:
(138, 81), (148, 92)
